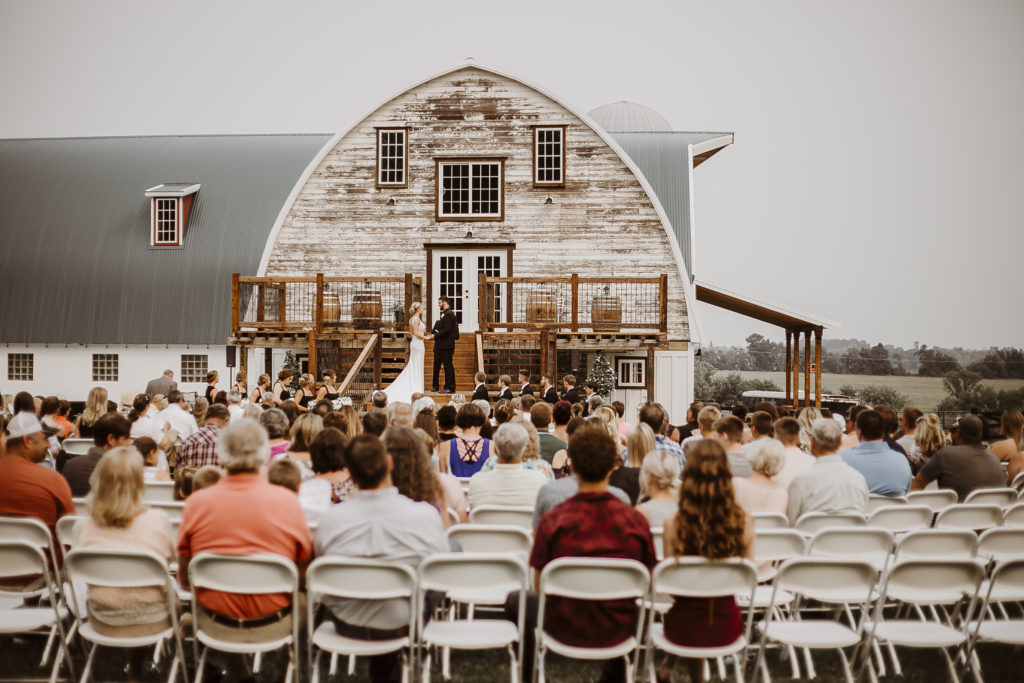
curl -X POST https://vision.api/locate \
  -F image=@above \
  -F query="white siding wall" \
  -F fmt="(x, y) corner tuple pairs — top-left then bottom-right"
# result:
(654, 349), (693, 424)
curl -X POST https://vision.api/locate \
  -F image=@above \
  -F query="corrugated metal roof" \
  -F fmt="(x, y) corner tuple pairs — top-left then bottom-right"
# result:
(0, 134), (330, 345)
(588, 101), (674, 131)
(608, 131), (732, 279)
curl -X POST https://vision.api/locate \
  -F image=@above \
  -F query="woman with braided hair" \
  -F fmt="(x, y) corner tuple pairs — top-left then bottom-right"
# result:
(657, 438), (754, 683)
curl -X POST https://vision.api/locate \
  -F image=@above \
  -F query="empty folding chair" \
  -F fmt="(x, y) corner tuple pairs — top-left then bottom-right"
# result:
(752, 558), (878, 683)
(147, 501), (187, 524)
(907, 489), (958, 514)
(963, 558), (1024, 680)
(467, 505), (534, 530)
(964, 488), (1017, 507)
(419, 553), (529, 682)
(934, 504), (1003, 532)
(305, 557), (417, 683)
(189, 553), (301, 683)
(867, 505), (933, 534)
(535, 557), (650, 683)
(144, 480), (177, 503)
(64, 547), (189, 683)
(446, 524), (531, 559)
(646, 558), (759, 683)
(1002, 502), (1024, 528)
(865, 559), (985, 681)
(752, 512), (789, 530)
(54, 515), (83, 555)
(794, 511), (865, 537)
(867, 494), (906, 514)
(1010, 471), (1024, 494)
(974, 528), (1024, 618)
(895, 529), (978, 561)
(61, 438), (93, 456)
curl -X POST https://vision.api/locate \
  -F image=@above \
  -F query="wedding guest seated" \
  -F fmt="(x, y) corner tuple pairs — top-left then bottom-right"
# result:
(988, 410), (1024, 462)
(741, 411), (774, 453)
(910, 414), (1005, 501)
(314, 433), (449, 683)
(444, 402), (491, 476)
(771, 417), (815, 492)
(385, 426), (458, 525)
(279, 412), (323, 481)
(639, 402), (685, 466)
(732, 438), (787, 516)
(478, 415), (555, 481)
(787, 418), (869, 524)
(63, 412), (132, 497)
(682, 405), (721, 454)
(371, 390), (388, 410)
(177, 419), (312, 645)
(386, 402), (413, 428)
(839, 409), (912, 496)
(711, 416), (754, 478)
(0, 412), (73, 532)
(635, 450), (680, 528)
(177, 404), (230, 470)
(468, 423), (549, 508)
(436, 405), (458, 442)
(362, 408), (388, 437)
(268, 458), (302, 493)
(299, 427), (354, 524)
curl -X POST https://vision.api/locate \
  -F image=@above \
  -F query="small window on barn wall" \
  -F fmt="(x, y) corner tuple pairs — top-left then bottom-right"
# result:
(533, 126), (565, 186)
(616, 357), (645, 388)
(145, 183), (200, 248)
(376, 128), (408, 187)
(7, 353), (34, 381)
(436, 159), (504, 220)
(91, 354), (119, 382)
(180, 354), (208, 383)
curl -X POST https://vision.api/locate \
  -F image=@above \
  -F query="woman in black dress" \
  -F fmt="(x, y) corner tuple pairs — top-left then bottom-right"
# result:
(294, 373), (317, 411)
(272, 369), (293, 405)
(250, 373), (270, 404)
(315, 369), (340, 404)
(204, 371), (218, 405)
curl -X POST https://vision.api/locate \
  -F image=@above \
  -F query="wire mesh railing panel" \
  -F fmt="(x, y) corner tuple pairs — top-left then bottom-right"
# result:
(322, 279), (411, 330)
(238, 280), (317, 329)
(578, 279), (661, 330)
(481, 334), (542, 383)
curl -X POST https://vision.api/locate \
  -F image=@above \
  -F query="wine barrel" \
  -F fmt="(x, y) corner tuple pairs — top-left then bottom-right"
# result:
(590, 295), (622, 331)
(351, 290), (382, 328)
(525, 291), (558, 324)
(322, 294), (341, 323)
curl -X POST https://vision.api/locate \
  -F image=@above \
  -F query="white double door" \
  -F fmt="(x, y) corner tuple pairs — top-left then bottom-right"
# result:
(431, 249), (507, 334)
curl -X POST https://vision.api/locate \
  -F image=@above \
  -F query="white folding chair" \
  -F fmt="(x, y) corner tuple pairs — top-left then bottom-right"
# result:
(61, 438), (93, 455)
(808, 527), (894, 574)
(535, 557), (650, 683)
(646, 558), (759, 683)
(867, 505), (933, 534)
(963, 558), (1024, 679)
(419, 553), (528, 683)
(895, 529), (978, 561)
(144, 481), (177, 502)
(305, 557), (417, 683)
(964, 487), (1017, 507)
(54, 515), (83, 554)
(867, 494), (906, 514)
(974, 528), (1024, 618)
(907, 489), (957, 513)
(1002, 502), (1024, 528)
(865, 559), (985, 681)
(752, 558), (878, 683)
(0, 540), (77, 683)
(446, 524), (532, 559)
(457, 477), (472, 497)
(188, 553), (301, 683)
(934, 504), (1003, 531)
(650, 527), (665, 561)
(64, 547), (189, 683)
(752, 512), (789, 529)
(794, 511), (865, 536)
(148, 501), (187, 524)
(72, 497), (89, 515)
(468, 505), (534, 530)
(1010, 471), (1024, 493)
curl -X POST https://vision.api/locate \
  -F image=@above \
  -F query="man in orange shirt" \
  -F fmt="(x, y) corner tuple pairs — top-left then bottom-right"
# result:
(0, 412), (74, 533)
(178, 418), (312, 643)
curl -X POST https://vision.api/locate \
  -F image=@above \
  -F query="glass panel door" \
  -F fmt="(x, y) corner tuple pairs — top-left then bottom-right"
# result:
(432, 250), (508, 334)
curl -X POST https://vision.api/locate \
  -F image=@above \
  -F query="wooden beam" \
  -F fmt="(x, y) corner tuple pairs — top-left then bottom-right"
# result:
(646, 345), (655, 401)
(315, 273), (324, 334)
(278, 283), (287, 325)
(803, 330), (811, 408)
(791, 331), (800, 410)
(785, 330), (792, 403)
(338, 333), (378, 396)
(307, 331), (318, 380)
(814, 328), (822, 410)
(659, 273), (668, 334)
(373, 326), (382, 388)
(540, 329), (549, 381)
(476, 332), (485, 376)
(570, 273), (579, 333)
(239, 344), (248, 392)
(231, 273), (240, 336)
(404, 273), (413, 324)
(478, 271), (487, 330)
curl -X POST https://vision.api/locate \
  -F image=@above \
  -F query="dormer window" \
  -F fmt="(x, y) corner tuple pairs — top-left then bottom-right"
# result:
(145, 183), (200, 247)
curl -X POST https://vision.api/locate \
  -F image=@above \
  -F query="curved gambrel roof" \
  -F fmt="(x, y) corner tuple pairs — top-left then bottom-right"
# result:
(257, 61), (707, 341)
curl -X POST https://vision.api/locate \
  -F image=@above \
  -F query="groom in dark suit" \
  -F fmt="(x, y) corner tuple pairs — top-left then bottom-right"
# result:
(430, 296), (458, 393)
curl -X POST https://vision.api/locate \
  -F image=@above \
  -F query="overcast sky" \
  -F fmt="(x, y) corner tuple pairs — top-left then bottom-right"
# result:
(3, 0), (1022, 350)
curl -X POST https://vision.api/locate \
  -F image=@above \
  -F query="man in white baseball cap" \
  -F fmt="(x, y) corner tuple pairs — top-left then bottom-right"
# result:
(0, 412), (74, 531)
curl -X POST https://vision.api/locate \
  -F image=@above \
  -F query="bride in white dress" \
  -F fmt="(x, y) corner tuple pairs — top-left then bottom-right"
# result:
(383, 302), (427, 404)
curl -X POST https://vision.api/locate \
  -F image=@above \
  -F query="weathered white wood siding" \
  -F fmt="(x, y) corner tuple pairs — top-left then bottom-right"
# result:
(267, 67), (689, 340)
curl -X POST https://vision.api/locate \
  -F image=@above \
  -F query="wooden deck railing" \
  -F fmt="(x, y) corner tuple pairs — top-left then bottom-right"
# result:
(478, 273), (668, 333)
(232, 273), (422, 335)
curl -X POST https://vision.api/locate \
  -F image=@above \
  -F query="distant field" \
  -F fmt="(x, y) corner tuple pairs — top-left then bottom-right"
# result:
(730, 371), (1024, 411)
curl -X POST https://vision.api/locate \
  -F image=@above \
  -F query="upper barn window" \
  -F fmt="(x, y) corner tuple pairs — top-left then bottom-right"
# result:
(145, 183), (200, 247)
(436, 159), (504, 220)
(376, 128), (408, 187)
(533, 126), (565, 186)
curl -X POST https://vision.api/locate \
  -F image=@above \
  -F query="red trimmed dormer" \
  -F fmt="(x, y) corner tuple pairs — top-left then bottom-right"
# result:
(145, 183), (200, 247)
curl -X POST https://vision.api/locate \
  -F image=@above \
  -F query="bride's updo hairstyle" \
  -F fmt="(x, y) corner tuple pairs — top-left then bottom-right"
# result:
(408, 302), (423, 316)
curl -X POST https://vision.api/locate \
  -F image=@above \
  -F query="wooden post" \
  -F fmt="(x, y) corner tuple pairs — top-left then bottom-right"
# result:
(257, 282), (266, 323)
(570, 274), (579, 333)
(785, 330), (792, 403)
(239, 344), (248, 390)
(278, 282), (287, 324)
(231, 273), (240, 336)
(264, 347), (273, 376)
(646, 345), (655, 401)
(373, 326), (383, 388)
(307, 331), (318, 380)
(792, 332), (800, 409)
(478, 272), (487, 331)
(814, 328), (822, 410)
(507, 279), (514, 332)
(404, 273), (413, 324)
(315, 273), (324, 334)
(540, 329), (549, 380)
(659, 273), (668, 334)
(803, 330), (811, 408)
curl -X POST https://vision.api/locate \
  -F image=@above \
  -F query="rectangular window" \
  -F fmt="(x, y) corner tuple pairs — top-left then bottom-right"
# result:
(7, 353), (34, 381)
(437, 160), (503, 219)
(152, 197), (179, 246)
(534, 126), (565, 186)
(616, 358), (645, 388)
(377, 128), (408, 187)
(91, 354), (119, 382)
(180, 354), (208, 383)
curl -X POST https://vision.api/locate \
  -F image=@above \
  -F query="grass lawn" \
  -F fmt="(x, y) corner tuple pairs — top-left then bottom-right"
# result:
(729, 372), (1024, 411)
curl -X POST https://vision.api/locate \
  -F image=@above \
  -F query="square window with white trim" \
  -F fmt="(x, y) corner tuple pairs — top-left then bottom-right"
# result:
(534, 126), (565, 186)
(152, 197), (179, 246)
(7, 353), (34, 381)
(180, 354), (208, 383)
(437, 160), (503, 219)
(377, 128), (407, 186)
(616, 357), (645, 388)
(91, 354), (119, 382)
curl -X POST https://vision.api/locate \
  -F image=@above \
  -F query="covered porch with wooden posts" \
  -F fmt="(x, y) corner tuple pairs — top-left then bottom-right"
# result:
(229, 272), (677, 401)
(693, 280), (839, 410)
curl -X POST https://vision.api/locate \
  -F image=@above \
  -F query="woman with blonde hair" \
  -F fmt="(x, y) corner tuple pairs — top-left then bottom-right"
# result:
(250, 373), (271, 405)
(797, 406), (822, 453)
(636, 449), (680, 528)
(74, 446), (176, 680)
(337, 403), (362, 439)
(191, 396), (209, 427)
(910, 413), (946, 474)
(731, 438), (788, 515)
(658, 439), (753, 683)
(275, 412), (323, 481)
(294, 373), (317, 411)
(383, 301), (427, 404)
(315, 369), (340, 404)
(989, 410), (1024, 462)
(626, 422), (656, 468)
(74, 387), (109, 438)
(204, 370), (219, 405)
(593, 404), (627, 450)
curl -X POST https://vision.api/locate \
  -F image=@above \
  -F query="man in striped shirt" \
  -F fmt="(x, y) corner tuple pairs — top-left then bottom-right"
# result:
(177, 404), (230, 469)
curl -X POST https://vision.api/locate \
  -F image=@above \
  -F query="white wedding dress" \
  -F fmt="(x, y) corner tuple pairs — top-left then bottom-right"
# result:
(383, 316), (425, 404)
